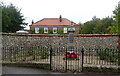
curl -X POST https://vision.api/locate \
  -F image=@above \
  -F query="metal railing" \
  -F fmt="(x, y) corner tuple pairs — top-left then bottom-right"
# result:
(2, 46), (50, 63)
(2, 45), (120, 73)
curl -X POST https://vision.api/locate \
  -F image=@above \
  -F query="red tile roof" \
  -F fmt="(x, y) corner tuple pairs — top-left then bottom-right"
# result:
(30, 18), (78, 26)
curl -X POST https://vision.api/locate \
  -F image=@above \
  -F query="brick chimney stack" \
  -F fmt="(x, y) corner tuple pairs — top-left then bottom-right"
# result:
(59, 15), (62, 22)
(32, 20), (34, 24)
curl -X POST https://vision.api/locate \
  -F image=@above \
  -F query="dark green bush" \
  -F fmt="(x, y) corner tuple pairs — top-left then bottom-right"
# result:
(96, 48), (119, 62)
(39, 29), (44, 34)
(40, 50), (49, 59)
(34, 50), (41, 56)
(27, 47), (49, 59)
(28, 50), (41, 56)
(58, 29), (63, 34)
(28, 51), (34, 56)
(48, 30), (53, 34)
(28, 29), (35, 34)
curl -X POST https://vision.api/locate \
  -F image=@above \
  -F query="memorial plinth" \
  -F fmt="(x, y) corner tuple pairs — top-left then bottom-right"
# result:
(63, 25), (79, 60)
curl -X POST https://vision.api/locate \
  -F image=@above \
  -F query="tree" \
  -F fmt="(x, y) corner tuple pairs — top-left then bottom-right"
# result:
(80, 16), (95, 34)
(80, 21), (95, 34)
(93, 17), (113, 34)
(80, 16), (113, 34)
(107, 6), (120, 34)
(92, 17), (102, 34)
(1, 2), (27, 33)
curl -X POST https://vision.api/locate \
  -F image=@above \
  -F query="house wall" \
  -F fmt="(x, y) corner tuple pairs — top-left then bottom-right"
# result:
(30, 25), (80, 33)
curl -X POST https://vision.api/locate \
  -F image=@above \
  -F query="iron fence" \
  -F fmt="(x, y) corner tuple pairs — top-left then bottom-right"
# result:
(2, 45), (120, 73)
(50, 48), (120, 73)
(2, 46), (50, 63)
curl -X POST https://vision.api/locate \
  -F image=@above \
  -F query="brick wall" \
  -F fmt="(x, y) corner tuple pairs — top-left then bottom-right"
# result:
(30, 25), (80, 34)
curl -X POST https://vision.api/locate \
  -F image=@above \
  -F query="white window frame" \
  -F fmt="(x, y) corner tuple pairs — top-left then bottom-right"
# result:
(53, 28), (57, 33)
(44, 28), (48, 33)
(64, 28), (67, 33)
(35, 28), (39, 33)
(73, 27), (75, 30)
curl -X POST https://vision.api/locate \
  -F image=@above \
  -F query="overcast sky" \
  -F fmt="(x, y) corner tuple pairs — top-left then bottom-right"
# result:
(2, 0), (120, 29)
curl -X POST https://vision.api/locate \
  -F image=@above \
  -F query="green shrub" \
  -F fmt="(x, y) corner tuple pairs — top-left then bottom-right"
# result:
(28, 51), (34, 56)
(12, 50), (21, 57)
(58, 29), (63, 34)
(28, 50), (41, 56)
(39, 29), (44, 34)
(34, 50), (41, 56)
(15, 50), (21, 54)
(96, 48), (119, 62)
(27, 47), (49, 59)
(48, 30), (53, 34)
(40, 50), (49, 59)
(28, 29), (35, 34)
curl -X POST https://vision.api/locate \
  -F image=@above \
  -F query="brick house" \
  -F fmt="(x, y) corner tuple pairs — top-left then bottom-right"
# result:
(29, 16), (80, 34)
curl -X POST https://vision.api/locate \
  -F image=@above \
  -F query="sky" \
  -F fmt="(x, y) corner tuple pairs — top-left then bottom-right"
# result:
(2, 0), (120, 30)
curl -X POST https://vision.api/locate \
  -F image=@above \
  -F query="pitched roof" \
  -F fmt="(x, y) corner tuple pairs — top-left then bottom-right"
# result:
(30, 18), (78, 26)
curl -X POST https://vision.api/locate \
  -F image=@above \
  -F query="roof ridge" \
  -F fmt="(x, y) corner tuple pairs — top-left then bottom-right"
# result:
(33, 18), (45, 24)
(43, 18), (66, 19)
(30, 18), (78, 25)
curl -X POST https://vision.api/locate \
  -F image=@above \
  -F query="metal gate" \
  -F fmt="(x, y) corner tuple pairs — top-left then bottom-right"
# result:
(50, 47), (84, 73)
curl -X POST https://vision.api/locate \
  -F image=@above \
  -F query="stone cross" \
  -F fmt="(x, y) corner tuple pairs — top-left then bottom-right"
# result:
(68, 23), (75, 51)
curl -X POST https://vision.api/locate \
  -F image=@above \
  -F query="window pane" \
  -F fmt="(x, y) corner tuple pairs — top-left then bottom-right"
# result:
(64, 28), (67, 33)
(35, 28), (39, 33)
(53, 28), (57, 33)
(44, 28), (48, 33)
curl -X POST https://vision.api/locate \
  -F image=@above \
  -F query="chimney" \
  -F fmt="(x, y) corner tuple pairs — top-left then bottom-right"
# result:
(32, 20), (34, 24)
(59, 15), (62, 22)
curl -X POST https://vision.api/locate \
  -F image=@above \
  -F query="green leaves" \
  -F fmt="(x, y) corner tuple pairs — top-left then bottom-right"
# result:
(106, 6), (120, 34)
(80, 4), (120, 34)
(80, 16), (113, 34)
(1, 2), (27, 33)
(96, 48), (119, 62)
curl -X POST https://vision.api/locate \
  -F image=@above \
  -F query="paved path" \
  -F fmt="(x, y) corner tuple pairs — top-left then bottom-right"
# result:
(2, 66), (62, 74)
(2, 66), (119, 76)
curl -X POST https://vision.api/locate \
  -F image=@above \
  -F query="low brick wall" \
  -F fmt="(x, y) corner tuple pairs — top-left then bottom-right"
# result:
(1, 33), (119, 50)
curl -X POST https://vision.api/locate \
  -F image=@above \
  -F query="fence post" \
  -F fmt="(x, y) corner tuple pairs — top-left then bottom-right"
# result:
(65, 48), (67, 72)
(50, 47), (52, 70)
(81, 48), (84, 72)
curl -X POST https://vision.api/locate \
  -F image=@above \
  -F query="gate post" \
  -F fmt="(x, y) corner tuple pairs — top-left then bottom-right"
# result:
(81, 48), (84, 72)
(50, 47), (52, 70)
(65, 48), (67, 72)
